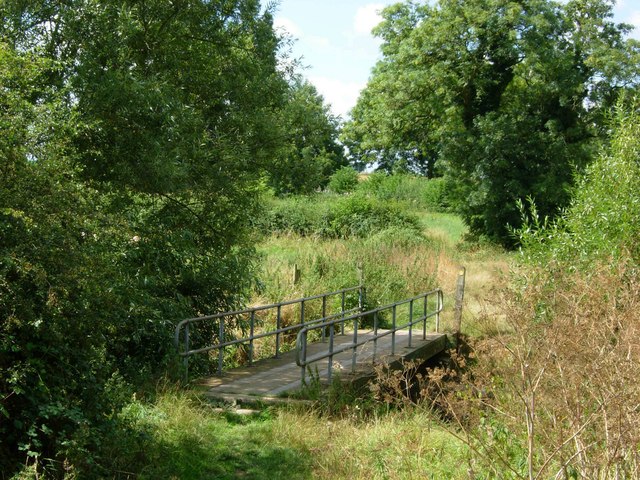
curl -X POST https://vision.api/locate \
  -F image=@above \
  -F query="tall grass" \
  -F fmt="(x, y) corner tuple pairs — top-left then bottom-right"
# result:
(96, 389), (472, 480)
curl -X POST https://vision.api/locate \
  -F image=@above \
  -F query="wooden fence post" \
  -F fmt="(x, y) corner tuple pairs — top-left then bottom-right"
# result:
(454, 266), (466, 351)
(292, 263), (301, 285)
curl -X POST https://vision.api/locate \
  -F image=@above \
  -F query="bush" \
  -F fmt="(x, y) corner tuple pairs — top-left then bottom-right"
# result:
(258, 194), (421, 240)
(328, 166), (360, 194)
(357, 173), (449, 211)
(517, 104), (640, 268)
(0, 45), (259, 476)
(323, 195), (420, 238)
(439, 105), (640, 477)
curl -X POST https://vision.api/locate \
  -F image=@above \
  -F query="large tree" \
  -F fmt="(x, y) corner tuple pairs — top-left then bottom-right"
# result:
(0, 1), (294, 475)
(343, 0), (640, 244)
(269, 79), (345, 195)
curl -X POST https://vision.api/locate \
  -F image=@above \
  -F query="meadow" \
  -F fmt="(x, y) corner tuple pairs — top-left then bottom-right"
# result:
(64, 174), (512, 480)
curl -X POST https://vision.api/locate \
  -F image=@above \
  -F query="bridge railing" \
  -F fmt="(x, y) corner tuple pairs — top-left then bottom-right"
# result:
(174, 285), (365, 380)
(295, 288), (443, 384)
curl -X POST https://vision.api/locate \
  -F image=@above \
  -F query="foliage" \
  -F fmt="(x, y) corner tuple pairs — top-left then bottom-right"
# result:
(343, 0), (640, 245)
(357, 173), (449, 212)
(517, 103), (640, 267)
(0, 0), (296, 474)
(268, 80), (346, 195)
(257, 193), (422, 240)
(327, 166), (359, 194)
(326, 194), (421, 239)
(428, 106), (640, 477)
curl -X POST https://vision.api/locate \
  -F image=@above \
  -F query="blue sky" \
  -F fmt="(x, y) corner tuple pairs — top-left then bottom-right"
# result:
(273, 0), (640, 119)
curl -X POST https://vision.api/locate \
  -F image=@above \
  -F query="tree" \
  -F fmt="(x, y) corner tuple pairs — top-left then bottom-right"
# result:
(343, 0), (640, 244)
(1, 1), (292, 475)
(268, 80), (345, 194)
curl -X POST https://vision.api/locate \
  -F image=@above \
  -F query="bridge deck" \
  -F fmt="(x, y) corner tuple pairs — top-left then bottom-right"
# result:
(198, 330), (448, 401)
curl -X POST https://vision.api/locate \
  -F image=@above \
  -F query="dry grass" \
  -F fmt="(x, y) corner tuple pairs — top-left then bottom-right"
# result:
(427, 261), (640, 478)
(268, 409), (471, 479)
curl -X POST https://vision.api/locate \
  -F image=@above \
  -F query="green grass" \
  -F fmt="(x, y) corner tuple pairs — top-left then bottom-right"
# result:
(109, 391), (472, 480)
(416, 211), (468, 245)
(113, 393), (312, 479)
(98, 191), (508, 479)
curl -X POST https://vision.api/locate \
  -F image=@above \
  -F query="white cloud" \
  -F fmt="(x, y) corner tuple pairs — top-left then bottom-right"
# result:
(273, 16), (303, 39)
(629, 11), (640, 39)
(354, 3), (385, 36)
(306, 35), (331, 49)
(309, 76), (365, 119)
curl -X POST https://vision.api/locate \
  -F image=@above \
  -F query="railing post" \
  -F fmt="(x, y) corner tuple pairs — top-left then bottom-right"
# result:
(351, 317), (358, 372)
(218, 318), (224, 375)
(321, 295), (327, 343)
(392, 305), (397, 356)
(328, 325), (335, 383)
(275, 305), (281, 358)
(249, 311), (255, 365)
(436, 290), (442, 333)
(293, 264), (301, 285)
(423, 294), (428, 340)
(454, 267), (466, 350)
(184, 323), (190, 383)
(341, 291), (346, 335)
(300, 330), (307, 385)
(408, 299), (414, 348)
(357, 263), (364, 313)
(373, 310), (378, 361)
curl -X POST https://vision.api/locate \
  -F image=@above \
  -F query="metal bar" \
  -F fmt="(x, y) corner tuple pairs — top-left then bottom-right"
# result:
(408, 299), (414, 348)
(437, 290), (443, 333)
(275, 305), (281, 357)
(341, 291), (346, 335)
(218, 318), (224, 375)
(321, 295), (327, 342)
(392, 304), (397, 356)
(181, 309), (361, 357)
(176, 285), (362, 328)
(184, 323), (190, 383)
(373, 310), (378, 361)
(351, 317), (358, 372)
(177, 286), (446, 377)
(300, 331), (307, 384)
(328, 325), (334, 382)
(294, 288), (447, 372)
(423, 294), (428, 340)
(249, 311), (255, 365)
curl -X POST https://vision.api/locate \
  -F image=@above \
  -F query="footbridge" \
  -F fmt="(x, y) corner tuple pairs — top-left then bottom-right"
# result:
(174, 272), (465, 402)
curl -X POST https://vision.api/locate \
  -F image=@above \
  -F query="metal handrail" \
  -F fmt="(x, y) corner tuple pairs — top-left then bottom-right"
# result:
(174, 285), (365, 380)
(295, 289), (443, 384)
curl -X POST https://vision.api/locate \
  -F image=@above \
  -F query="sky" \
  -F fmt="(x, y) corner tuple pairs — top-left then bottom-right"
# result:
(273, 0), (640, 120)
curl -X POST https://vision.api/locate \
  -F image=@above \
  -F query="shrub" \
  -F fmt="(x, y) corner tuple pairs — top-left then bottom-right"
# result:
(357, 173), (449, 211)
(517, 104), (640, 268)
(258, 194), (421, 240)
(323, 194), (421, 239)
(436, 105), (640, 477)
(327, 166), (359, 194)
